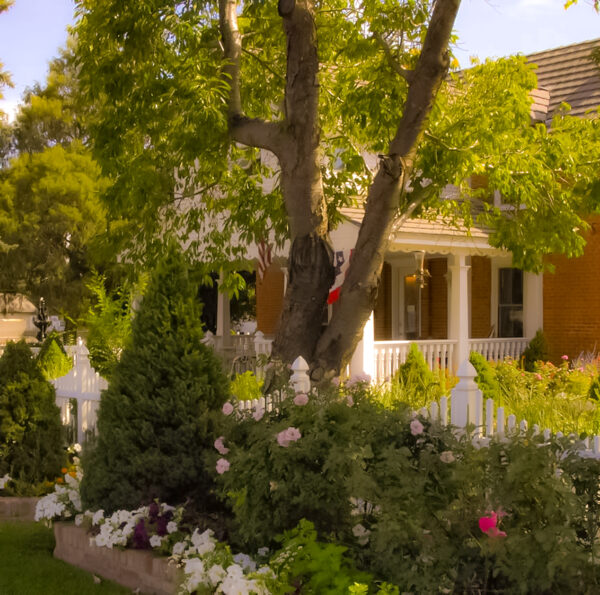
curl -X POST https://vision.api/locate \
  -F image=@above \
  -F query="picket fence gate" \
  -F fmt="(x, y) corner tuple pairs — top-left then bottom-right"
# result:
(52, 338), (106, 445)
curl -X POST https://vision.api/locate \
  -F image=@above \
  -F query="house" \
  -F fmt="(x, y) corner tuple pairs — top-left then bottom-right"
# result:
(211, 38), (600, 381)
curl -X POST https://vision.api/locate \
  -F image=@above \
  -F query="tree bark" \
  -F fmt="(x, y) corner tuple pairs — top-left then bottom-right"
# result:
(312, 0), (462, 379)
(271, 0), (335, 363)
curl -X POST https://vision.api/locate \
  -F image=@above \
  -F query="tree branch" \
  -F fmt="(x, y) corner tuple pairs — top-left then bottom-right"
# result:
(219, 0), (288, 155)
(373, 32), (414, 83)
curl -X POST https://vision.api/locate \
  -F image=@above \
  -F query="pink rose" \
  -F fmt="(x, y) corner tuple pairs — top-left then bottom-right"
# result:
(410, 419), (424, 436)
(277, 427), (302, 447)
(479, 511), (507, 538)
(222, 402), (234, 416)
(253, 406), (265, 421)
(561, 354), (569, 361)
(216, 458), (230, 474)
(214, 436), (229, 455)
(293, 393), (309, 406)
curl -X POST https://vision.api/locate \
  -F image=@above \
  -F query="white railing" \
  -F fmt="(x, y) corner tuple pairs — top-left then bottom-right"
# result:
(468, 337), (529, 362)
(53, 338), (107, 445)
(374, 340), (456, 381)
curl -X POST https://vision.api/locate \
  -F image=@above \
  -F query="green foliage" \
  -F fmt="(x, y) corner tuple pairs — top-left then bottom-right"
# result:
(230, 371), (263, 403)
(385, 343), (448, 408)
(218, 374), (600, 591)
(80, 248), (231, 513)
(270, 520), (372, 594)
(36, 332), (72, 380)
(469, 351), (502, 402)
(522, 329), (550, 372)
(81, 271), (145, 379)
(0, 341), (65, 489)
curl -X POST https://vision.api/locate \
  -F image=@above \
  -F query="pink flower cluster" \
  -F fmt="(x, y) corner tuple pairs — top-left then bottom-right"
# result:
(293, 393), (309, 406)
(478, 510), (507, 538)
(214, 436), (229, 455)
(216, 458), (230, 475)
(410, 419), (424, 436)
(277, 427), (301, 447)
(222, 402), (234, 415)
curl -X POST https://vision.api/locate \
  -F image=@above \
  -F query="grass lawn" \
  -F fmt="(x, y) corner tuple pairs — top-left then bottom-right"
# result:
(0, 521), (131, 594)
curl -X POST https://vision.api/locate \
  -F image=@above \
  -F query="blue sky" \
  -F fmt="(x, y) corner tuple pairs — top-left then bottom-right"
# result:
(0, 0), (599, 119)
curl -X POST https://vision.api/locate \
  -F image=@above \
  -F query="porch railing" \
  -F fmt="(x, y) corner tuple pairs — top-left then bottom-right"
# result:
(468, 338), (529, 362)
(374, 340), (457, 381)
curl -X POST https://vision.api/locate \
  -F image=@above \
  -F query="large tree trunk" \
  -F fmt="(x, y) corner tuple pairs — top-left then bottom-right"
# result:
(312, 0), (462, 379)
(271, 0), (335, 364)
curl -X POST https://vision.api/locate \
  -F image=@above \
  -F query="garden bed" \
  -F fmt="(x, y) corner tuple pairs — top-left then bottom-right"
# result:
(0, 497), (39, 522)
(53, 522), (182, 595)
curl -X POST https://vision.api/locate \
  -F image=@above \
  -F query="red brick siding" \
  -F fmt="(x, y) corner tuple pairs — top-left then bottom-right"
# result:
(544, 216), (600, 362)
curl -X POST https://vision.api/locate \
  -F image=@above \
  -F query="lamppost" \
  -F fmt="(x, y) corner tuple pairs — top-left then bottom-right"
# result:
(33, 297), (51, 342)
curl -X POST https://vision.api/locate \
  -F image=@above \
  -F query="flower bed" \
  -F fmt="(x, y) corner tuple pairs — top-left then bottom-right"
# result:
(53, 521), (181, 595)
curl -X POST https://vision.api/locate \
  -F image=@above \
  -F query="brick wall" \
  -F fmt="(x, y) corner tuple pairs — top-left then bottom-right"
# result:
(256, 264), (285, 336)
(471, 256), (492, 338)
(544, 215), (600, 362)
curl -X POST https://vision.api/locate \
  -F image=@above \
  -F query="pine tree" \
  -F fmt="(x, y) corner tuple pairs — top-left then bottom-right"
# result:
(81, 248), (230, 512)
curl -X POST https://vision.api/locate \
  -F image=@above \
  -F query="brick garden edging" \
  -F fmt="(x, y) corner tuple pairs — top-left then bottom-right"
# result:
(0, 497), (39, 522)
(53, 522), (183, 595)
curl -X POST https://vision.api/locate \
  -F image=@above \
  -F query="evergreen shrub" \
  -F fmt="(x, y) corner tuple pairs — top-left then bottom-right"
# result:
(80, 248), (230, 513)
(0, 341), (65, 490)
(522, 329), (549, 371)
(36, 331), (72, 380)
(469, 351), (502, 402)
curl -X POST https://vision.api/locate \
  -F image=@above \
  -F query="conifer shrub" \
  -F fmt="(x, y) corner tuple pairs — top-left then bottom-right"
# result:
(522, 329), (549, 371)
(469, 351), (502, 402)
(0, 341), (65, 489)
(36, 332), (72, 380)
(80, 248), (230, 513)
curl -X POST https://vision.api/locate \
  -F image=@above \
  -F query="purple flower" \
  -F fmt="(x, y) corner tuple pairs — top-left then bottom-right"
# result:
(148, 502), (160, 521)
(156, 515), (168, 537)
(133, 519), (150, 549)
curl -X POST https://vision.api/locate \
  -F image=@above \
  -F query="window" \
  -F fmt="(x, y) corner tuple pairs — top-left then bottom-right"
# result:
(498, 268), (523, 338)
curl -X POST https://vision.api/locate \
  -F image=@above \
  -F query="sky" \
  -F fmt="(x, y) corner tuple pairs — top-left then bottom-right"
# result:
(0, 0), (599, 120)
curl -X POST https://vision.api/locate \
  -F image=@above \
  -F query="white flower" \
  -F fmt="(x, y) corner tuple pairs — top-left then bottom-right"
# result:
(183, 558), (207, 592)
(233, 553), (257, 572)
(0, 473), (11, 489)
(440, 451), (455, 464)
(92, 509), (105, 526)
(208, 563), (227, 586)
(352, 523), (371, 545)
(75, 514), (84, 527)
(166, 521), (178, 534)
(172, 541), (186, 556)
(149, 535), (164, 548)
(73, 443), (82, 453)
(191, 529), (216, 556)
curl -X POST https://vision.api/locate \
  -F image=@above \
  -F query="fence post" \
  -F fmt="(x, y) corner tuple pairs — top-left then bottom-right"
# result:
(451, 359), (478, 429)
(290, 356), (310, 394)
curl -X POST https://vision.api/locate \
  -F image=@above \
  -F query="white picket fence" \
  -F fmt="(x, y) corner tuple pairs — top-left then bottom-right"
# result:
(236, 356), (600, 459)
(52, 338), (106, 445)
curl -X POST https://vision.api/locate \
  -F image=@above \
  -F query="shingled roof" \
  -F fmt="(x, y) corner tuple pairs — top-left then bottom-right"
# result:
(527, 38), (600, 123)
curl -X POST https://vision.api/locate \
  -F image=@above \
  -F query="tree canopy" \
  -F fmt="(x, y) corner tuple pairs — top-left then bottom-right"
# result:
(72, 0), (600, 374)
(0, 47), (108, 315)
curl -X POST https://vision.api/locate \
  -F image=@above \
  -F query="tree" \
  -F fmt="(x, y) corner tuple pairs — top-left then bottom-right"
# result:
(80, 248), (230, 513)
(73, 0), (600, 377)
(0, 44), (109, 316)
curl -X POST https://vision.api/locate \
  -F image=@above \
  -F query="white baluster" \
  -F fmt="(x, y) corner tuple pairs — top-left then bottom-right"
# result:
(440, 396), (448, 427)
(497, 407), (505, 437)
(486, 398), (494, 437)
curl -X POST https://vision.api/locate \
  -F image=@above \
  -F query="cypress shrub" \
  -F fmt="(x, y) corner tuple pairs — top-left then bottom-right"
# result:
(37, 332), (72, 380)
(522, 329), (550, 372)
(469, 351), (502, 402)
(80, 249), (230, 513)
(0, 341), (65, 488)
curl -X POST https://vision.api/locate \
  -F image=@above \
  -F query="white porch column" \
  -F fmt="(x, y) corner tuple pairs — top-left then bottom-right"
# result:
(448, 254), (470, 371)
(349, 312), (375, 380)
(523, 272), (543, 339)
(216, 272), (231, 348)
